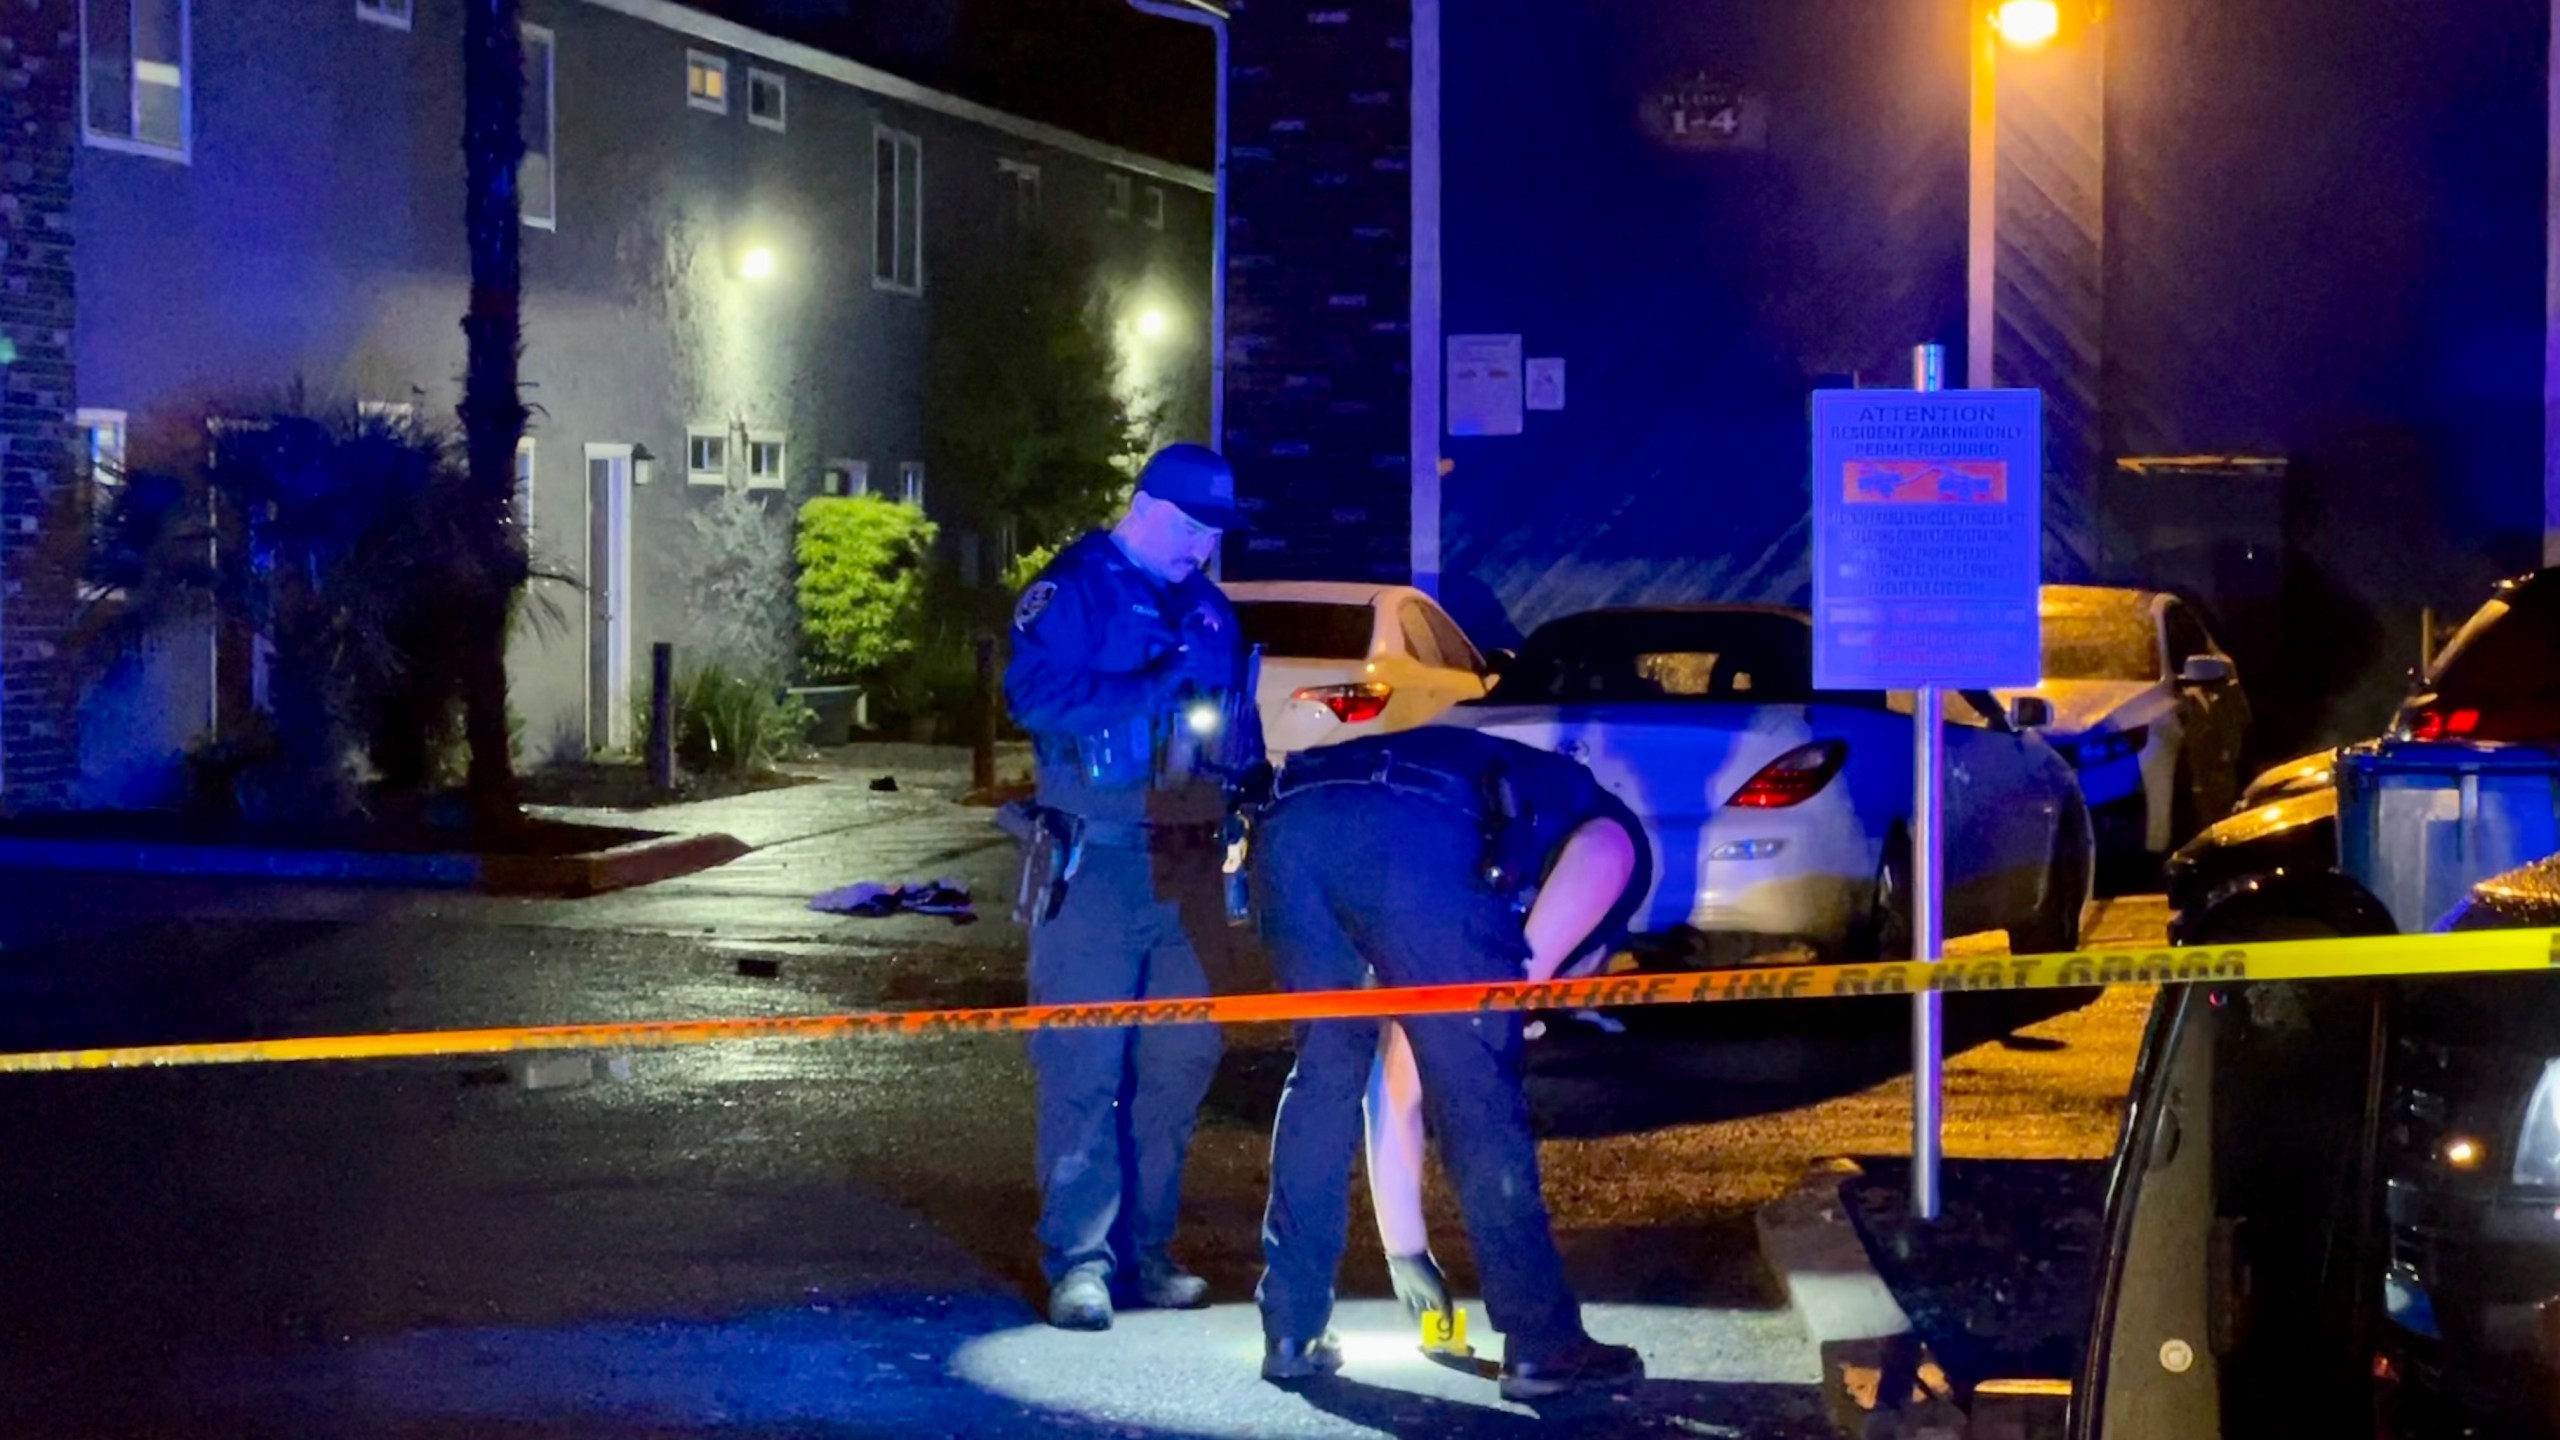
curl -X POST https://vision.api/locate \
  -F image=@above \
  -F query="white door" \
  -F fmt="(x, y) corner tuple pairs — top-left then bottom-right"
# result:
(584, 445), (634, 752)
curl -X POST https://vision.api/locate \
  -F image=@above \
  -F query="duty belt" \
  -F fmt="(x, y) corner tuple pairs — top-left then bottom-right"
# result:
(1269, 750), (1484, 821)
(1065, 815), (1224, 850)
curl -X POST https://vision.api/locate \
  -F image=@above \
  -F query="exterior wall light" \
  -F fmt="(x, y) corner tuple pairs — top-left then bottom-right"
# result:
(1136, 307), (1171, 341)
(739, 246), (778, 282)
(1991, 0), (2061, 49)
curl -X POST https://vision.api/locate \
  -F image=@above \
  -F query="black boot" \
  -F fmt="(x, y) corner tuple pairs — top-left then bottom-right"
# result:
(1046, 1263), (1113, 1331)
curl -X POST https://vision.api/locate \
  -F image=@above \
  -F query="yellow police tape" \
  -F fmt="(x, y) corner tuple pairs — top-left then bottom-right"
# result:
(1, 928), (2554, 1076)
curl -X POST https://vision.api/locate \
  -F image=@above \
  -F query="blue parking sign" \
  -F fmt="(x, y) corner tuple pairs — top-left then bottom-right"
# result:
(1810, 389), (2043, 691)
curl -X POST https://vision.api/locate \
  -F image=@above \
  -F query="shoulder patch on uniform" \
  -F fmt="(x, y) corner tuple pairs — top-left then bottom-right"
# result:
(1013, 581), (1059, 630)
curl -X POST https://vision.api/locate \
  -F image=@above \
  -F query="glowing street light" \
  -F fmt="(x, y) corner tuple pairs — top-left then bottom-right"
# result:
(738, 245), (777, 282)
(1991, 0), (2061, 49)
(1135, 306), (1171, 341)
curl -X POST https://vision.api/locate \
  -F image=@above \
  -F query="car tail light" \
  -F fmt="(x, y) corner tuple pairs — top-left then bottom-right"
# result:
(1726, 741), (1848, 809)
(2408, 706), (2481, 741)
(1293, 682), (1392, 725)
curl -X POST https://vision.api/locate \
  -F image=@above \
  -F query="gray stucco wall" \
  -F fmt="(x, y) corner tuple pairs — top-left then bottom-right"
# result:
(72, 0), (1209, 790)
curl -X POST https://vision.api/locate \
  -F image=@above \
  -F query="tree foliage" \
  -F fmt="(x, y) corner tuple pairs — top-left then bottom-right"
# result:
(82, 402), (531, 818)
(685, 485), (796, 683)
(794, 495), (938, 684)
(924, 235), (1150, 559)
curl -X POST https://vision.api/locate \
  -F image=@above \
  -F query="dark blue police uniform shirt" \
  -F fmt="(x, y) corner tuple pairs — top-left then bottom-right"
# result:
(1284, 726), (1655, 951)
(1003, 531), (1259, 825)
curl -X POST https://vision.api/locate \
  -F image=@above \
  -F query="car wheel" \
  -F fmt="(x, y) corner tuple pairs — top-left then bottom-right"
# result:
(1850, 831), (1913, 961)
(2012, 816), (2088, 957)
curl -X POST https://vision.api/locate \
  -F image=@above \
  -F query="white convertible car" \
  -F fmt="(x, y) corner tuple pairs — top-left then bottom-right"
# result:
(1432, 605), (2095, 961)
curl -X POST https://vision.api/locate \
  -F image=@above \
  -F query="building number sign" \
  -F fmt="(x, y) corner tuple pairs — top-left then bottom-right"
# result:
(1644, 76), (1767, 152)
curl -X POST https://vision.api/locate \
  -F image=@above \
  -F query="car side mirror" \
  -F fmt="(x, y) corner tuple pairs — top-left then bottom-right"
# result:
(1483, 648), (1517, 678)
(2009, 696), (2054, 730)
(2180, 655), (2235, 686)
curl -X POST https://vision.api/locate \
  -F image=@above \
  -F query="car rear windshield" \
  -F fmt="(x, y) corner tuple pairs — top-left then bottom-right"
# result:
(2041, 609), (2160, 682)
(2430, 573), (2560, 709)
(1232, 601), (1373, 661)
(1473, 610), (1870, 705)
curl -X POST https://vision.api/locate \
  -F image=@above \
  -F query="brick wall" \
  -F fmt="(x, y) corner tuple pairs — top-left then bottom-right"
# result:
(0, 0), (80, 809)
(1222, 0), (1416, 582)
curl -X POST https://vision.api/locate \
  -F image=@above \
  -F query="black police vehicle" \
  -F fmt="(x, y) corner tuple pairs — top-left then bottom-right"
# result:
(2079, 855), (2560, 1440)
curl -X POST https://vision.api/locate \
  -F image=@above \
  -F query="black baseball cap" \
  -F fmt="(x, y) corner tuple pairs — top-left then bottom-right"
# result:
(1136, 443), (1246, 531)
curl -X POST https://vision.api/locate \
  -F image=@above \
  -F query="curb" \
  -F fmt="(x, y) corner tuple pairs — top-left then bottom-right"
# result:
(1757, 1158), (1912, 1345)
(0, 829), (749, 896)
(1757, 1160), (2074, 1440)
(1757, 1159), (1963, 1440)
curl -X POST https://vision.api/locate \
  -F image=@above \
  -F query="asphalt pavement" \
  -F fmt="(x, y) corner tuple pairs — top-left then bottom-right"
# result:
(0, 751), (2160, 1438)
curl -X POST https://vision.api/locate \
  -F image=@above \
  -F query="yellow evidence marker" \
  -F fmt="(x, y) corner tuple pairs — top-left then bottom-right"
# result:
(1419, 1305), (1470, 1356)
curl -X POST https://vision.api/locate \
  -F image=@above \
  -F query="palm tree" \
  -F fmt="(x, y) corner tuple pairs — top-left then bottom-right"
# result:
(456, 0), (531, 817)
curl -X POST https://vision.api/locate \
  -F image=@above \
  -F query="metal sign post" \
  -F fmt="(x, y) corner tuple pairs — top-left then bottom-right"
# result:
(1809, 346), (2042, 1222)
(1911, 345), (1948, 1224)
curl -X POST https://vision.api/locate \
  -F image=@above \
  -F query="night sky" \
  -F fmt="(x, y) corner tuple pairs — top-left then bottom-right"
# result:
(707, 0), (1218, 167)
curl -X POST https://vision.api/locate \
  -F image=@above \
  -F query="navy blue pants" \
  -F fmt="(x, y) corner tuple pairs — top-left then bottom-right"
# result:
(1250, 786), (1587, 1365)
(1027, 838), (1226, 1286)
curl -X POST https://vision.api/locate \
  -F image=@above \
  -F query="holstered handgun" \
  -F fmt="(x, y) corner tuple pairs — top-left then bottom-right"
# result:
(998, 801), (1079, 927)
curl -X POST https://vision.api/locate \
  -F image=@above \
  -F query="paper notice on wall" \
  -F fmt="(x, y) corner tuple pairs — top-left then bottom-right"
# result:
(1526, 357), (1565, 411)
(1447, 334), (1524, 437)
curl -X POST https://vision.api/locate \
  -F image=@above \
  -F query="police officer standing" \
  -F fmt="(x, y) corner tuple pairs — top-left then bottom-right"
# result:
(1003, 442), (1263, 1331)
(1249, 724), (1648, 1401)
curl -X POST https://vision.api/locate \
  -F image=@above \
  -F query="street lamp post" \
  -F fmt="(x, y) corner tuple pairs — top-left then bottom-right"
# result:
(1969, 1), (2061, 390)
(1914, 2), (2065, 1223)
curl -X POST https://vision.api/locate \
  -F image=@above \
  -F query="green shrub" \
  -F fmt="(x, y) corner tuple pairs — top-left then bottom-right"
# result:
(1003, 541), (1061, 595)
(796, 495), (937, 684)
(667, 664), (810, 774)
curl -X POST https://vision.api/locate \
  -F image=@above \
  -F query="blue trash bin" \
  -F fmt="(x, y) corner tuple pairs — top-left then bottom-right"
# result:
(2335, 740), (2560, 933)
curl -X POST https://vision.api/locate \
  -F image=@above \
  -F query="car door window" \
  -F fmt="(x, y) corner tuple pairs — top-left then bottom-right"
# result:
(2162, 601), (2210, 672)
(1396, 601), (1446, 668)
(1421, 604), (1481, 673)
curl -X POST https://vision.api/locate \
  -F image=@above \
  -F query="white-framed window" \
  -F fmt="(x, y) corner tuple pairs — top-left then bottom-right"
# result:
(824, 459), (868, 497)
(687, 50), (728, 113)
(998, 158), (1041, 230)
(1142, 185), (1165, 231)
(75, 408), (128, 493)
(747, 68), (785, 131)
(1104, 173), (1131, 220)
(354, 0), (409, 30)
(521, 24), (556, 229)
(81, 0), (191, 160)
(513, 436), (536, 529)
(872, 126), (923, 294)
(898, 461), (924, 507)
(686, 426), (730, 485)
(746, 432), (786, 490)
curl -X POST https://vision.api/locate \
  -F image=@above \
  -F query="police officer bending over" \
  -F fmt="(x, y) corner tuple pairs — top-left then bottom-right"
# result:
(1250, 725), (1647, 1401)
(1003, 443), (1264, 1332)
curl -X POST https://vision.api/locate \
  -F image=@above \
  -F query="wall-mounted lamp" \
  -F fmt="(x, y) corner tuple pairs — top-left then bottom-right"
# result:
(1990, 0), (2061, 49)
(632, 442), (656, 486)
(738, 245), (778, 282)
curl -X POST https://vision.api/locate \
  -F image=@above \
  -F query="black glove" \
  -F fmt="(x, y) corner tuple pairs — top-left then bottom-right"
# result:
(1387, 1251), (1452, 1318)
